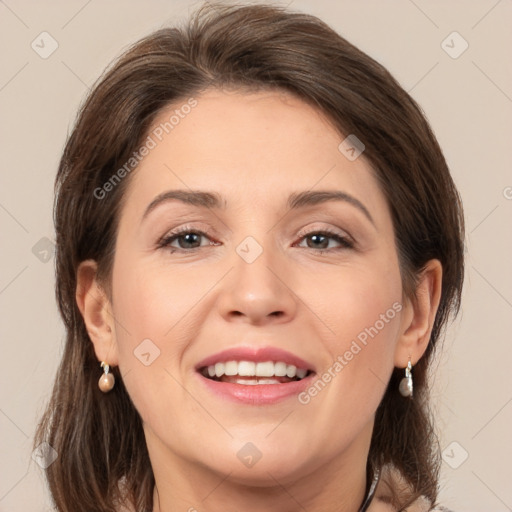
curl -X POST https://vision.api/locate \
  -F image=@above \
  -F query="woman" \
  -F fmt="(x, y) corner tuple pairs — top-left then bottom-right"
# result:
(35, 2), (464, 511)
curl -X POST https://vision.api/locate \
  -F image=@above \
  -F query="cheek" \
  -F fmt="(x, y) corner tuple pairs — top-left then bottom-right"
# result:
(111, 256), (207, 351)
(304, 257), (402, 401)
(310, 256), (402, 345)
(109, 256), (217, 424)
(109, 274), (184, 437)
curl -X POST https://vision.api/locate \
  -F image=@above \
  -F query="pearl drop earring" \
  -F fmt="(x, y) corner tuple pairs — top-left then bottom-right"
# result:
(399, 358), (413, 398)
(98, 361), (115, 392)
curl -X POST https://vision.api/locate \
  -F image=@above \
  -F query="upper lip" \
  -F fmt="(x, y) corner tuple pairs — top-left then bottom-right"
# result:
(195, 346), (316, 372)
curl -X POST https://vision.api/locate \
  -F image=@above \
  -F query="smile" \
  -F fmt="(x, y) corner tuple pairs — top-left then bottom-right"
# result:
(194, 345), (317, 404)
(200, 360), (311, 385)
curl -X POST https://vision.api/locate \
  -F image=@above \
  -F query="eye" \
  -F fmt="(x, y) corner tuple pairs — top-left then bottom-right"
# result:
(157, 226), (354, 254)
(294, 229), (354, 253)
(157, 226), (218, 253)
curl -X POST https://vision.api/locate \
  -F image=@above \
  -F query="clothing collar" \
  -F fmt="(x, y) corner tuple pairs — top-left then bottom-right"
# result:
(358, 467), (380, 512)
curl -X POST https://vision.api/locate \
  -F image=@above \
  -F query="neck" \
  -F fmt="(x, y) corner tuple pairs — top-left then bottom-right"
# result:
(148, 424), (372, 512)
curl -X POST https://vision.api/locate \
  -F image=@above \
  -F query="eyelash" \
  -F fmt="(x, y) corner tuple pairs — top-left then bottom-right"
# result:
(296, 228), (354, 253)
(157, 225), (354, 254)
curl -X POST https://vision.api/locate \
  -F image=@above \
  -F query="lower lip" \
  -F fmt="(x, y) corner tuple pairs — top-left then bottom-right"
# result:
(196, 372), (315, 405)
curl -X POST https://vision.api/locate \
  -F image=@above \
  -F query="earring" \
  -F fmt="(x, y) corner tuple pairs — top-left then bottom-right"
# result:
(399, 358), (413, 398)
(98, 361), (115, 392)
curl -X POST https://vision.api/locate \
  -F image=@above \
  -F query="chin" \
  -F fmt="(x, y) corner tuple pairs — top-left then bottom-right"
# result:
(200, 443), (313, 487)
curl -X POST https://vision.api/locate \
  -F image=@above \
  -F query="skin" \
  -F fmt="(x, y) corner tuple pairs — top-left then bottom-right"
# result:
(77, 88), (442, 512)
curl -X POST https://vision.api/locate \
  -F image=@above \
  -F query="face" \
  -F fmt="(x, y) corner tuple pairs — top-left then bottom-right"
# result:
(107, 88), (406, 485)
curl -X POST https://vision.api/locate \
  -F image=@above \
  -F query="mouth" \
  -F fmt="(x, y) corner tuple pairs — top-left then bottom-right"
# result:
(199, 360), (314, 385)
(194, 345), (317, 404)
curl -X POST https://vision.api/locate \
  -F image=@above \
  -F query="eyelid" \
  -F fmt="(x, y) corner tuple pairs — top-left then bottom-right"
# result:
(156, 222), (356, 252)
(156, 223), (218, 249)
(295, 223), (354, 244)
(158, 223), (216, 240)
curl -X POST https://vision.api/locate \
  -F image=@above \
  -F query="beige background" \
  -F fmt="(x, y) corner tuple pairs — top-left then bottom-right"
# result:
(1, 1), (511, 510)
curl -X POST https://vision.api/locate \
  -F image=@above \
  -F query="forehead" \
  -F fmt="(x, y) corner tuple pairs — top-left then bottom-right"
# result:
(120, 88), (388, 221)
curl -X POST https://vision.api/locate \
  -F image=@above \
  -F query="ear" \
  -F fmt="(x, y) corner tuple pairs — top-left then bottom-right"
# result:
(394, 259), (443, 368)
(76, 260), (119, 366)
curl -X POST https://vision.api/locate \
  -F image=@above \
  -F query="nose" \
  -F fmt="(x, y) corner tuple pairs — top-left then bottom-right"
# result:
(216, 239), (298, 326)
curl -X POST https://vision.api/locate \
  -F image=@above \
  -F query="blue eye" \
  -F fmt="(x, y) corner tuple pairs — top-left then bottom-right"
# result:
(158, 228), (214, 252)
(295, 230), (354, 253)
(157, 227), (353, 254)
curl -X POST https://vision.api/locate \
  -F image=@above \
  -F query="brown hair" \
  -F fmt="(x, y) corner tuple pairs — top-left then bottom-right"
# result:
(35, 2), (464, 510)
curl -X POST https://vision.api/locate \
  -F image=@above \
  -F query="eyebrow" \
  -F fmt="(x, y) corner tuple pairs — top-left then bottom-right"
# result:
(141, 189), (375, 225)
(288, 190), (374, 225)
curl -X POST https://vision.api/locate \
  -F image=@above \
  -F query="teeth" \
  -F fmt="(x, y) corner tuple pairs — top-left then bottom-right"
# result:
(274, 362), (287, 376)
(204, 360), (309, 380)
(296, 368), (307, 379)
(214, 362), (225, 378)
(238, 361), (256, 376)
(238, 378), (280, 385)
(224, 361), (238, 376)
(256, 361), (274, 377)
(234, 378), (276, 385)
(286, 365), (297, 378)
